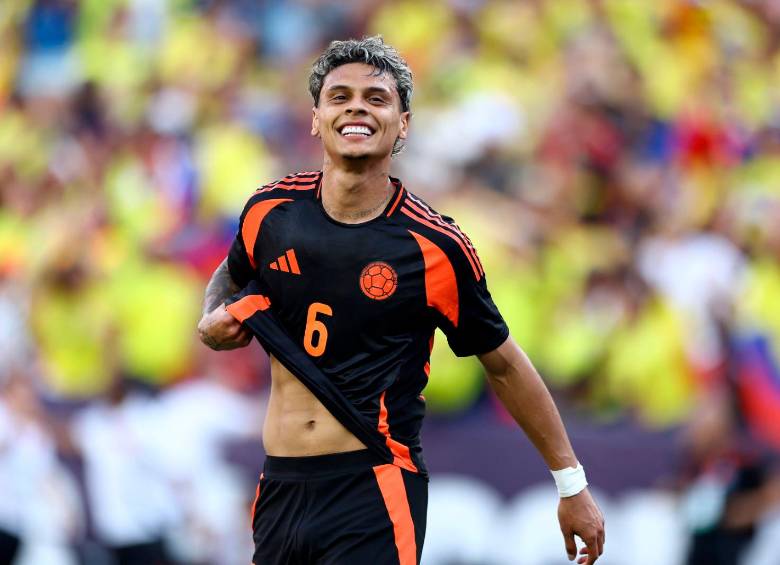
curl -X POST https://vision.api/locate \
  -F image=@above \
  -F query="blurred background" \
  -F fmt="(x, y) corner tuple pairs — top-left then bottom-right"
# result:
(1, 0), (780, 563)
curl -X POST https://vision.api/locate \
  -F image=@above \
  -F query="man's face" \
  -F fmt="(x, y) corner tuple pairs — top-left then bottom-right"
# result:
(312, 63), (409, 161)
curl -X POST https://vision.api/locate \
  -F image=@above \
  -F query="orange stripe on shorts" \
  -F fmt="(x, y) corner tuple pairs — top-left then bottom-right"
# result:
(249, 472), (263, 529)
(373, 464), (417, 565)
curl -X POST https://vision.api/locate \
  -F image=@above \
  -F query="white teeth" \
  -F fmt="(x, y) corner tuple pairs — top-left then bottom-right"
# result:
(341, 125), (372, 136)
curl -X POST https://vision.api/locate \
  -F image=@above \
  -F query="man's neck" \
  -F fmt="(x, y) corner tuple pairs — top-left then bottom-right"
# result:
(320, 157), (394, 224)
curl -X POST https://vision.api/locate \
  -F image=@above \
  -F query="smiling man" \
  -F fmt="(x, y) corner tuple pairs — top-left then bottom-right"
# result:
(197, 36), (605, 565)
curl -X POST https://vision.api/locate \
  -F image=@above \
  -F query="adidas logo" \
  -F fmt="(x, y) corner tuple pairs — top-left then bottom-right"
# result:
(269, 249), (301, 275)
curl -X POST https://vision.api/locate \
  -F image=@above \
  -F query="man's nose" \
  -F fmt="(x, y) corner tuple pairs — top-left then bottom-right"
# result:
(345, 99), (368, 114)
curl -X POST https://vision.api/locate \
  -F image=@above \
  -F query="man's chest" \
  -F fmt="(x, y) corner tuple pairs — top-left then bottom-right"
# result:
(254, 205), (429, 358)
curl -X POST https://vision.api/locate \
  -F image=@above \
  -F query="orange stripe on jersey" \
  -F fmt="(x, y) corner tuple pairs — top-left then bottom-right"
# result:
(278, 255), (289, 272)
(405, 194), (484, 275)
(405, 194), (484, 277)
(243, 198), (292, 268)
(386, 187), (405, 217)
(378, 391), (418, 473)
(286, 249), (301, 274)
(276, 182), (317, 191)
(225, 294), (271, 323)
(457, 229), (484, 276)
(404, 199), (484, 278)
(408, 230), (459, 327)
(281, 171), (320, 184)
(373, 464), (418, 565)
(254, 172), (321, 194)
(401, 207), (481, 281)
(255, 182), (317, 194)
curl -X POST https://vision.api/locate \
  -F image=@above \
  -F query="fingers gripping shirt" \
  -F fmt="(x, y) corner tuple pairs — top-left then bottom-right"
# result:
(226, 171), (510, 476)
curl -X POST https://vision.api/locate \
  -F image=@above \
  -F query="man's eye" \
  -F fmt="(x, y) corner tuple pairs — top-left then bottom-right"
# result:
(369, 97), (386, 104)
(332, 95), (347, 102)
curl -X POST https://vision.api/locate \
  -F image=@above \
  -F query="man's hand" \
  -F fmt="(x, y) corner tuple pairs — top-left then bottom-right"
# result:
(558, 487), (605, 564)
(198, 304), (252, 350)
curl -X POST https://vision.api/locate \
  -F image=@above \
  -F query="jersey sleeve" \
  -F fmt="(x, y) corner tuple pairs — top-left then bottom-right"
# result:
(444, 272), (509, 357)
(435, 228), (509, 357)
(226, 197), (257, 288)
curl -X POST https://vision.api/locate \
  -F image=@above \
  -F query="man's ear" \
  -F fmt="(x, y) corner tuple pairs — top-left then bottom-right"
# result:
(397, 111), (410, 140)
(311, 107), (320, 137)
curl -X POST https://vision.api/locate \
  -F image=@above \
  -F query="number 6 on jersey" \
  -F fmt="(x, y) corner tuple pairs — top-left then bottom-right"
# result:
(304, 302), (332, 357)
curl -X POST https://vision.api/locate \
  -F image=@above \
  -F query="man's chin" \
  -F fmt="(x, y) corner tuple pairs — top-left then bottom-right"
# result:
(334, 147), (378, 161)
(342, 152), (372, 160)
(324, 142), (387, 162)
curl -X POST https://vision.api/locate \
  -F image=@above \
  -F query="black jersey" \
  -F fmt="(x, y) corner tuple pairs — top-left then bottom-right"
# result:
(226, 171), (509, 475)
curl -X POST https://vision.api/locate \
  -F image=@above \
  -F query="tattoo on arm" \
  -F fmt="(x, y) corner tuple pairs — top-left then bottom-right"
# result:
(203, 258), (240, 315)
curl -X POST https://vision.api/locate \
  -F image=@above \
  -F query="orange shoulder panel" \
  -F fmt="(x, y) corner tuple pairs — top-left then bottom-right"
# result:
(408, 230), (459, 328)
(242, 198), (292, 268)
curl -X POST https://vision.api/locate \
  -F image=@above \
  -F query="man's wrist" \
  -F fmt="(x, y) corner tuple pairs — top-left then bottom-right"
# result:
(550, 462), (588, 498)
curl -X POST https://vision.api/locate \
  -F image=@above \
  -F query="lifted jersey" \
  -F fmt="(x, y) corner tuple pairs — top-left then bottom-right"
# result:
(227, 171), (509, 475)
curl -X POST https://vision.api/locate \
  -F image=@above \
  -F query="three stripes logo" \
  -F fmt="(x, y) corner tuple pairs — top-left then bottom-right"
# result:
(269, 249), (301, 275)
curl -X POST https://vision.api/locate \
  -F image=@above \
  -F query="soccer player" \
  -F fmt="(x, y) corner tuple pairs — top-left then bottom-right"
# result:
(198, 36), (605, 565)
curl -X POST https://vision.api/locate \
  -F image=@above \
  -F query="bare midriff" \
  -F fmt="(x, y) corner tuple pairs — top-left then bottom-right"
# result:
(262, 355), (367, 456)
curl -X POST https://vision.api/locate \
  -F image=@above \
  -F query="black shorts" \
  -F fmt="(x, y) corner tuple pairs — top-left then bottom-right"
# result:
(251, 449), (428, 565)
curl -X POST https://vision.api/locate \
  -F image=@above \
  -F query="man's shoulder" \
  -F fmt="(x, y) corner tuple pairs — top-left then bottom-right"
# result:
(241, 170), (322, 211)
(394, 186), (484, 281)
(393, 185), (458, 228)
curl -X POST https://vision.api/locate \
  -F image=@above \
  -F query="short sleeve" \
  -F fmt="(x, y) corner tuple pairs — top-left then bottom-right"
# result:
(442, 266), (509, 357)
(418, 222), (509, 357)
(226, 198), (256, 289)
(227, 228), (254, 289)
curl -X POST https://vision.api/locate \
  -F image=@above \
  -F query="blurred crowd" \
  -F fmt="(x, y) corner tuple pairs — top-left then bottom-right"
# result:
(2, 0), (780, 563)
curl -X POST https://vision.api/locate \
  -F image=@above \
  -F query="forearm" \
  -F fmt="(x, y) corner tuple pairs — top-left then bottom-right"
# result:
(203, 258), (240, 314)
(198, 258), (251, 350)
(481, 339), (577, 470)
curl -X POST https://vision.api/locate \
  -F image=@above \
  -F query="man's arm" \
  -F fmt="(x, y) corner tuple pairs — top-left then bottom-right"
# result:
(478, 336), (605, 564)
(197, 258), (252, 350)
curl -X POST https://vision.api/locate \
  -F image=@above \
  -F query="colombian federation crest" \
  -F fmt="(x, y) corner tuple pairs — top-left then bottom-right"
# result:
(360, 262), (398, 300)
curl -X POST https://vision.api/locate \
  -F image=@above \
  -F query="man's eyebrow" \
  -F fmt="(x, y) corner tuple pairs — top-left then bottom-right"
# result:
(363, 86), (392, 95)
(324, 84), (392, 94)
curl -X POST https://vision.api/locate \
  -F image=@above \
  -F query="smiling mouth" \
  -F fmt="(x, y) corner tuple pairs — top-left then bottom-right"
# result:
(339, 125), (374, 137)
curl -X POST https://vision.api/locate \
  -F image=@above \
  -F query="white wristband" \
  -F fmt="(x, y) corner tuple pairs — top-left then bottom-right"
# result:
(550, 462), (588, 498)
